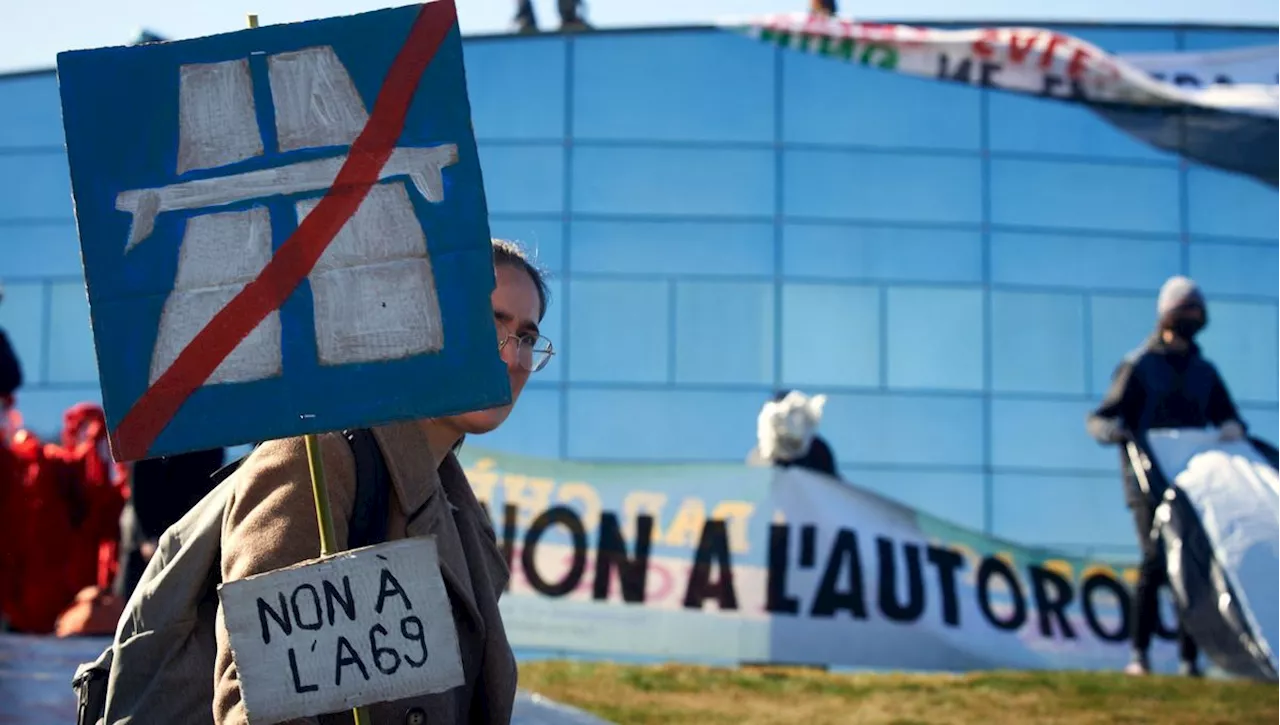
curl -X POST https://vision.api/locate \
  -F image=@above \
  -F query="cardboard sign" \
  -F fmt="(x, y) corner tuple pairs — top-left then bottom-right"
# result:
(218, 537), (464, 724)
(56, 1), (510, 462)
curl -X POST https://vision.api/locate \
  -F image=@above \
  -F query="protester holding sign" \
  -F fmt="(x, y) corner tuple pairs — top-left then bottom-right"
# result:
(213, 240), (552, 724)
(55, 4), (546, 721)
(1086, 275), (1246, 678)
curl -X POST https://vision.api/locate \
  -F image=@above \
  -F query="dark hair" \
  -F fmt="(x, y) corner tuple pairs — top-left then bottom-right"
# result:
(491, 238), (550, 323)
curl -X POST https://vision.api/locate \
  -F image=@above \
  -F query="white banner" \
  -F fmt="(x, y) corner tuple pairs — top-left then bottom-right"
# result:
(724, 15), (1278, 114)
(718, 14), (1279, 185)
(1120, 45), (1278, 89)
(459, 449), (1188, 673)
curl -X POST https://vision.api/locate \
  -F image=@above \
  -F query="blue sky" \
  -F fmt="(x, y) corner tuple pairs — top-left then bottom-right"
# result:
(2, 0), (1277, 73)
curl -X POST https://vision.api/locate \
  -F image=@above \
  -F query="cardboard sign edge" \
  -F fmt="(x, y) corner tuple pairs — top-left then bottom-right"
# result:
(218, 535), (467, 723)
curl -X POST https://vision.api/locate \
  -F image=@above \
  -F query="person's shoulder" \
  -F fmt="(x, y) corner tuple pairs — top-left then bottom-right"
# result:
(1124, 339), (1157, 364)
(1106, 346), (1146, 381)
(227, 432), (356, 503)
(219, 432), (361, 570)
(1189, 349), (1224, 375)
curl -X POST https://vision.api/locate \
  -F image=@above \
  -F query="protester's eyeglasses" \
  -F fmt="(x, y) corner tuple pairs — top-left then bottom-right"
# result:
(499, 332), (554, 373)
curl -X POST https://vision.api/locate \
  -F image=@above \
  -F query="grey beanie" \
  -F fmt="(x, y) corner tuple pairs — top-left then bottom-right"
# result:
(1157, 275), (1205, 319)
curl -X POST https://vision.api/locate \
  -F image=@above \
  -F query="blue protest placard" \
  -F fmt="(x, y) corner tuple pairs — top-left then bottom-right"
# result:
(56, 1), (509, 461)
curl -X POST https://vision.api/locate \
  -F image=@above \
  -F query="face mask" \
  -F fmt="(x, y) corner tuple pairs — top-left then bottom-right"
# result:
(1169, 316), (1205, 340)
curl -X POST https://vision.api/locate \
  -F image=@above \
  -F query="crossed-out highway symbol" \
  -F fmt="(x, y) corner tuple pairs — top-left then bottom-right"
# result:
(116, 46), (457, 387)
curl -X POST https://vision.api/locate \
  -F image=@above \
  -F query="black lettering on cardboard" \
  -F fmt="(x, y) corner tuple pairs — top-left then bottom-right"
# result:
(334, 635), (370, 687)
(1029, 565), (1077, 639)
(374, 568), (413, 615)
(323, 576), (356, 625)
(401, 615), (429, 667)
(369, 623), (401, 675)
(810, 528), (866, 619)
(523, 506), (588, 598)
(766, 524), (800, 615)
(1081, 573), (1130, 643)
(291, 583), (323, 631)
(876, 538), (925, 623)
(977, 556), (1026, 631)
(926, 545), (965, 627)
(288, 648), (318, 693)
(593, 512), (653, 603)
(683, 520), (738, 610)
(257, 593), (291, 645)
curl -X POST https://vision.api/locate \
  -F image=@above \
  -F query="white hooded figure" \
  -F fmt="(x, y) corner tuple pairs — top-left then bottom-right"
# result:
(747, 390), (839, 478)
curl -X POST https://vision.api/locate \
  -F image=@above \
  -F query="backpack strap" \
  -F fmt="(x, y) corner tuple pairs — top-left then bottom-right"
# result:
(343, 428), (391, 549)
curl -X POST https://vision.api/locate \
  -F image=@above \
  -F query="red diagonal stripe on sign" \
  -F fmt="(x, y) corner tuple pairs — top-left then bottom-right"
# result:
(113, 1), (457, 460)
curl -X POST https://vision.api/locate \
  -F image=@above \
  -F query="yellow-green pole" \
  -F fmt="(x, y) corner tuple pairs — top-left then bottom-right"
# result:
(303, 432), (340, 554)
(247, 16), (370, 725)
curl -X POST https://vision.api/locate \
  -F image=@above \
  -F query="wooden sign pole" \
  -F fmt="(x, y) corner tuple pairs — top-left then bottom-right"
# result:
(304, 432), (341, 554)
(243, 17), (371, 725)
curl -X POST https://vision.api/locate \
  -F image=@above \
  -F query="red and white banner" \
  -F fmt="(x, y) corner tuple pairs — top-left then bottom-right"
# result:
(721, 14), (1279, 185)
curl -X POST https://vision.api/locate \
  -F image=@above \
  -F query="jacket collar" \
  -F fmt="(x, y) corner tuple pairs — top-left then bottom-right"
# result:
(371, 420), (493, 630)
(371, 419), (439, 517)
(1146, 331), (1201, 359)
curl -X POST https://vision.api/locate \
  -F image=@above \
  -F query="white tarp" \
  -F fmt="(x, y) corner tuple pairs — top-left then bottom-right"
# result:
(1145, 429), (1279, 681)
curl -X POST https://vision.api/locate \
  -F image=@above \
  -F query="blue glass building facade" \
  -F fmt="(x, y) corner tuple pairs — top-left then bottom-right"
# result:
(1, 22), (1276, 562)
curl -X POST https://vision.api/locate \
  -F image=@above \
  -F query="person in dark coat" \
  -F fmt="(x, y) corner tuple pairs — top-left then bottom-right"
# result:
(0, 331), (18, 406)
(0, 285), (23, 410)
(1086, 275), (1246, 678)
(113, 448), (226, 600)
